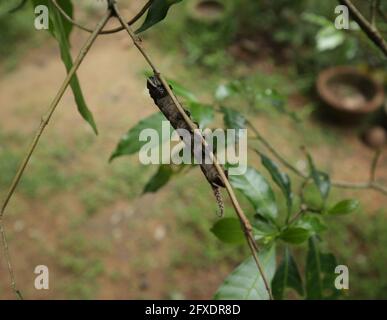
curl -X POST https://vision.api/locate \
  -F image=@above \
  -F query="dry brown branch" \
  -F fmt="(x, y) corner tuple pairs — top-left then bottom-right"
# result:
(339, 0), (387, 56)
(111, 1), (274, 300)
(0, 9), (112, 299)
(247, 120), (387, 196)
(51, 0), (152, 35)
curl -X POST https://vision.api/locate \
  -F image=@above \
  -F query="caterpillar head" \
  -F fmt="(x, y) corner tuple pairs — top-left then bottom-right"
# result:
(147, 76), (168, 100)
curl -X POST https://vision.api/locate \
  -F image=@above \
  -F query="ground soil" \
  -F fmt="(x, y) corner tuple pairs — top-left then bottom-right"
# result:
(0, 5), (386, 300)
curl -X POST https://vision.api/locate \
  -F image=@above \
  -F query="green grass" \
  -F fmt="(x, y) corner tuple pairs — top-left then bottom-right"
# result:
(162, 172), (248, 268)
(325, 209), (387, 299)
(0, 4), (40, 71)
(58, 233), (106, 299)
(1, 0), (386, 299)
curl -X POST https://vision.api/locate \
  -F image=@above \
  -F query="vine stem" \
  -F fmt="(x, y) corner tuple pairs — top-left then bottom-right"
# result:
(338, 0), (387, 56)
(370, 149), (382, 183)
(247, 120), (387, 196)
(0, 220), (23, 299)
(112, 2), (274, 300)
(0, 10), (112, 299)
(51, 0), (153, 35)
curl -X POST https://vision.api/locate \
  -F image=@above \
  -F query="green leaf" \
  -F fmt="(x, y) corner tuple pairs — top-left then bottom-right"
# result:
(136, 0), (183, 33)
(32, 0), (98, 134)
(305, 237), (340, 299)
(187, 102), (214, 129)
(252, 214), (278, 241)
(214, 246), (276, 300)
(229, 167), (278, 222)
(280, 226), (310, 244)
(8, 0), (28, 13)
(316, 25), (345, 51)
(220, 106), (246, 142)
(327, 199), (359, 216)
(295, 215), (327, 235)
(260, 88), (286, 109)
(312, 171), (330, 200)
(306, 153), (331, 201)
(31, 0), (72, 38)
(215, 84), (232, 101)
(259, 89), (300, 122)
(168, 79), (198, 102)
(110, 112), (171, 161)
(253, 214), (275, 231)
(302, 12), (332, 27)
(272, 247), (304, 299)
(214, 82), (241, 101)
(143, 164), (174, 193)
(211, 218), (245, 244)
(220, 107), (246, 130)
(260, 153), (292, 213)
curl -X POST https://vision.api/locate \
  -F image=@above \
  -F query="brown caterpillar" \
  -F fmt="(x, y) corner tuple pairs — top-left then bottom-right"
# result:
(147, 75), (227, 215)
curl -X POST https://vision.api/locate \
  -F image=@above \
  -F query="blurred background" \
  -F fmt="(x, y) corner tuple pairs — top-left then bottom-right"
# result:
(0, 0), (386, 299)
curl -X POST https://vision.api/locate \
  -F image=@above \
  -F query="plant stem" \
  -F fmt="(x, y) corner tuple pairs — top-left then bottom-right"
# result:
(112, 3), (274, 300)
(370, 149), (382, 183)
(51, 0), (153, 35)
(339, 0), (387, 56)
(0, 9), (112, 299)
(248, 121), (387, 196)
(247, 120), (307, 179)
(0, 11), (111, 218)
(0, 220), (23, 299)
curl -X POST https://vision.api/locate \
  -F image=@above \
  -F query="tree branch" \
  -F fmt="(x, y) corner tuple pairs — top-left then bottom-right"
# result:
(51, 0), (152, 35)
(1, 11), (112, 218)
(111, 2), (274, 300)
(247, 121), (387, 196)
(0, 219), (23, 299)
(0, 9), (112, 299)
(339, 0), (387, 56)
(247, 120), (307, 179)
(370, 149), (382, 182)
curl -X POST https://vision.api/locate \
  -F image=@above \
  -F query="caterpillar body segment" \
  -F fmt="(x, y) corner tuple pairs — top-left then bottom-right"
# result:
(146, 75), (227, 191)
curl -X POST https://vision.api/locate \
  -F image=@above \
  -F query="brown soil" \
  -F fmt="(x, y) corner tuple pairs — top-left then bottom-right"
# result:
(0, 5), (386, 300)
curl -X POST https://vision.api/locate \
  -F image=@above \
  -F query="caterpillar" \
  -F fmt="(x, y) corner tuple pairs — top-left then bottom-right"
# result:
(147, 75), (227, 216)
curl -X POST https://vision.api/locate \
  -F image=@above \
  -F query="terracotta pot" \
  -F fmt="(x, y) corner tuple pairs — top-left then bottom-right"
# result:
(316, 66), (384, 122)
(187, 0), (227, 24)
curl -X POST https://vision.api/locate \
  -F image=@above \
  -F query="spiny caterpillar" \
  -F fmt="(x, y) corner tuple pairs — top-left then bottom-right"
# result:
(147, 75), (227, 216)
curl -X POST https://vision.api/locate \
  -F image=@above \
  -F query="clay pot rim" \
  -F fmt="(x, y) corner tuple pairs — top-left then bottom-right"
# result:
(316, 66), (384, 114)
(187, 0), (227, 24)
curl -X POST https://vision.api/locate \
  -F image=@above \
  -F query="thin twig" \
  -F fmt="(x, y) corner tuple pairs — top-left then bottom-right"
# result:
(248, 121), (387, 196)
(112, 2), (273, 300)
(370, 149), (382, 182)
(51, 0), (152, 35)
(0, 219), (23, 299)
(339, 0), (387, 56)
(247, 120), (307, 179)
(0, 9), (112, 299)
(288, 205), (307, 225)
(331, 180), (387, 194)
(0, 11), (111, 218)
